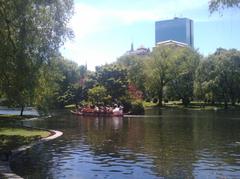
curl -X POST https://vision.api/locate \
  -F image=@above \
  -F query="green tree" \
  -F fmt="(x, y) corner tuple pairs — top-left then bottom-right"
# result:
(194, 58), (218, 104)
(53, 57), (82, 107)
(166, 48), (200, 106)
(117, 55), (146, 95)
(0, 0), (74, 115)
(145, 46), (176, 106)
(34, 58), (89, 110)
(34, 59), (63, 111)
(213, 48), (240, 107)
(95, 65), (128, 102)
(88, 86), (110, 105)
(209, 0), (240, 13)
(194, 48), (240, 108)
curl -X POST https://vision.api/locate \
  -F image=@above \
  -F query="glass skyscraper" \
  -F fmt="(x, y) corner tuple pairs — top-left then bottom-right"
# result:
(155, 17), (194, 47)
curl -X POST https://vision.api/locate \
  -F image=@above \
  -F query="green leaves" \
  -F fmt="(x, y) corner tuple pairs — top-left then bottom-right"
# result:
(95, 65), (128, 101)
(0, 0), (74, 112)
(195, 48), (240, 107)
(88, 86), (109, 105)
(144, 46), (201, 106)
(209, 0), (240, 14)
(166, 48), (200, 106)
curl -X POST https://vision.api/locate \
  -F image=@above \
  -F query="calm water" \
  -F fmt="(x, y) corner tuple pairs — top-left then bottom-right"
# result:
(11, 109), (240, 179)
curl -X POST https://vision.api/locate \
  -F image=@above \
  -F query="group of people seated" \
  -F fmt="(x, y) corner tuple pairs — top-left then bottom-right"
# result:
(75, 104), (123, 116)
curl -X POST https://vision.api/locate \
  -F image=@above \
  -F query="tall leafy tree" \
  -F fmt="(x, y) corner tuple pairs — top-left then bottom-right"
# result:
(195, 48), (240, 108)
(166, 48), (200, 106)
(88, 85), (110, 105)
(145, 46), (177, 106)
(0, 0), (73, 115)
(194, 58), (218, 104)
(117, 55), (146, 95)
(51, 57), (83, 107)
(95, 65), (128, 102)
(213, 48), (240, 107)
(34, 57), (63, 111)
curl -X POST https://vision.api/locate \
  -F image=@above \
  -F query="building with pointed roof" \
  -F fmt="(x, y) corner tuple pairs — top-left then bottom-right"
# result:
(124, 43), (150, 56)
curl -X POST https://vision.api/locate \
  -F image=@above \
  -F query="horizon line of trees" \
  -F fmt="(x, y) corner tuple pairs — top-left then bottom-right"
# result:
(1, 45), (240, 113)
(118, 46), (240, 109)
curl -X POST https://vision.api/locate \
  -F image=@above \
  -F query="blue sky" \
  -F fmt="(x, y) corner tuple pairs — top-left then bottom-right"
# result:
(61, 0), (240, 70)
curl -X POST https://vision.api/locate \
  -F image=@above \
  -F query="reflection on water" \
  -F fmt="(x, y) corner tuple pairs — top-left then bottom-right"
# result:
(11, 109), (240, 179)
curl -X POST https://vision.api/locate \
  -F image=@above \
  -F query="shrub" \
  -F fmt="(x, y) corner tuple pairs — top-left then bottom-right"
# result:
(119, 96), (132, 113)
(152, 98), (158, 103)
(164, 98), (169, 103)
(131, 100), (144, 115)
(145, 98), (151, 102)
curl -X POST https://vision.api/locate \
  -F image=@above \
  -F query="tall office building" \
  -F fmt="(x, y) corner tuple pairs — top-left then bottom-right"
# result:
(155, 17), (194, 47)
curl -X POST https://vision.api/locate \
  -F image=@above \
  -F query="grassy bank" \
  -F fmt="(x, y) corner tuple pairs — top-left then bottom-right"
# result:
(0, 127), (49, 137)
(0, 127), (50, 152)
(0, 116), (50, 154)
(143, 101), (240, 111)
(0, 127), (50, 153)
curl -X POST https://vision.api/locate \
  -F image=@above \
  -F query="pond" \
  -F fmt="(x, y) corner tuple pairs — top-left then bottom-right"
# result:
(11, 109), (240, 179)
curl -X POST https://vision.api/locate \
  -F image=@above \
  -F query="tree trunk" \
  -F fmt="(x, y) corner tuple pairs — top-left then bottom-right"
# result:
(224, 99), (228, 109)
(231, 98), (236, 106)
(158, 87), (163, 107)
(182, 97), (190, 107)
(20, 105), (24, 116)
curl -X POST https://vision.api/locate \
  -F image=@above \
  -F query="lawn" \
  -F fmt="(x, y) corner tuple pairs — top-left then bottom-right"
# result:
(143, 100), (240, 110)
(0, 127), (49, 137)
(0, 121), (50, 154)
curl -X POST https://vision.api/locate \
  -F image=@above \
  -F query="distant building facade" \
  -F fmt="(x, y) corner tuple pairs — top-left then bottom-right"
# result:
(124, 43), (150, 56)
(156, 40), (188, 48)
(155, 17), (194, 47)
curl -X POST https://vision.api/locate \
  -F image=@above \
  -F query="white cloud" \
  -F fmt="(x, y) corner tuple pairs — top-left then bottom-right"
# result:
(61, 40), (120, 71)
(69, 4), (105, 39)
(69, 0), (209, 39)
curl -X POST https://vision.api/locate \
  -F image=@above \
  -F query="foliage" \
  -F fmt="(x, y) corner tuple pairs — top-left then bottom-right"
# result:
(145, 45), (180, 106)
(118, 96), (132, 113)
(95, 65), (128, 102)
(0, 0), (74, 115)
(130, 100), (145, 115)
(34, 58), (62, 110)
(195, 48), (240, 108)
(117, 55), (146, 95)
(128, 83), (143, 100)
(1, 0), (240, 114)
(143, 101), (157, 108)
(88, 85), (110, 105)
(194, 58), (218, 103)
(166, 48), (200, 106)
(54, 58), (82, 107)
(209, 0), (240, 13)
(33, 57), (82, 110)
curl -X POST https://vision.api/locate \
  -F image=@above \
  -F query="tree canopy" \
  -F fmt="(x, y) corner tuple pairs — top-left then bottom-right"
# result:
(0, 0), (74, 114)
(195, 48), (240, 108)
(209, 0), (240, 13)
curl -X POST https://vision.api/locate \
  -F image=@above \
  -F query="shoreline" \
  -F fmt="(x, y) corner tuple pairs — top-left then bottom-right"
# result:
(0, 121), (63, 179)
(143, 102), (240, 111)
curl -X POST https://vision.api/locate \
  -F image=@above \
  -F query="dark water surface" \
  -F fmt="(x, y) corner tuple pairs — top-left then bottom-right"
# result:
(11, 109), (240, 179)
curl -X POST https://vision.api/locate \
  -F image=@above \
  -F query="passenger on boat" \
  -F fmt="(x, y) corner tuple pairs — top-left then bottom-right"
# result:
(112, 105), (123, 116)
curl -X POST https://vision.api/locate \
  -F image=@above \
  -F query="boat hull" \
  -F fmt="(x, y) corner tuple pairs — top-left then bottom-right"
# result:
(70, 110), (123, 117)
